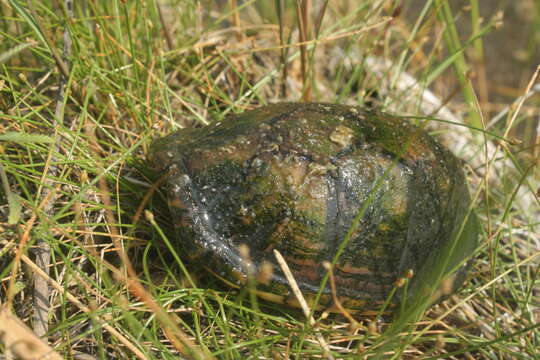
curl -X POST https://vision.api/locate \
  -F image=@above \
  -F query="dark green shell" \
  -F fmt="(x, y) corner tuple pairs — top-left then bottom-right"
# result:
(149, 103), (478, 311)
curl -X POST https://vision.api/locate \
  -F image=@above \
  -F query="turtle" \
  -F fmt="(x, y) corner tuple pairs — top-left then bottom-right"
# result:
(149, 102), (478, 312)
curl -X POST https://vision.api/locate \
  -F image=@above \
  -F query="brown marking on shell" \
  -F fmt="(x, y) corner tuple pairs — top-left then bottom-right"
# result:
(330, 125), (355, 148)
(240, 215), (253, 226)
(290, 234), (325, 255)
(400, 132), (436, 163)
(284, 256), (319, 269)
(283, 259), (320, 281)
(335, 264), (372, 275)
(334, 276), (391, 295)
(168, 198), (185, 209)
(307, 162), (337, 176)
(264, 218), (291, 253)
(269, 155), (309, 189)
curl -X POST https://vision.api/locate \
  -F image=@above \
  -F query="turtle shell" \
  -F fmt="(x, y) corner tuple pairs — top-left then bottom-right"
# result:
(149, 103), (478, 311)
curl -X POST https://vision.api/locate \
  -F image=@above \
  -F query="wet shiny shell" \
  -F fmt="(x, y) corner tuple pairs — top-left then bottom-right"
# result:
(149, 103), (478, 311)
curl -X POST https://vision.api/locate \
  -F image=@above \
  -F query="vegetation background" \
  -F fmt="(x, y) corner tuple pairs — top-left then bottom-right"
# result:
(0, 0), (539, 359)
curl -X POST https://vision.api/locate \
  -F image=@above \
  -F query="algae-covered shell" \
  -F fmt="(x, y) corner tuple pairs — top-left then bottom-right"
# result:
(149, 103), (478, 311)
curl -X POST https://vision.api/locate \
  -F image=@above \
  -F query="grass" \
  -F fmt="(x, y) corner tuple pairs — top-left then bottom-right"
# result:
(1, 0), (540, 358)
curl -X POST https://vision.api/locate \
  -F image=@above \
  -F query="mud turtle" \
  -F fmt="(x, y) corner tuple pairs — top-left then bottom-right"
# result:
(149, 103), (478, 311)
